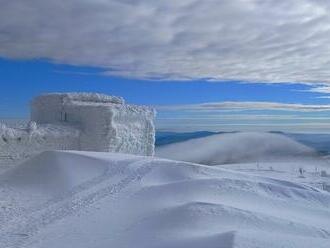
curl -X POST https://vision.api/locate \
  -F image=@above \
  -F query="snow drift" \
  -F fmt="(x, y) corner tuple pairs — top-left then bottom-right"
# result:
(156, 132), (317, 165)
(0, 151), (330, 248)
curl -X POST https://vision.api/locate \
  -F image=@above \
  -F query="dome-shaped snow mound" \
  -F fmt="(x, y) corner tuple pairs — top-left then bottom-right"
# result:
(156, 132), (317, 165)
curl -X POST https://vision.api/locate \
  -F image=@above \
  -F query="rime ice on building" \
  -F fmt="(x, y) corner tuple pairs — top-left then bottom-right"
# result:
(0, 93), (156, 164)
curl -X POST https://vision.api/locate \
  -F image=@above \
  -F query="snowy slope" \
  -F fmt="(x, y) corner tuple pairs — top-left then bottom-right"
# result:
(1, 151), (330, 248)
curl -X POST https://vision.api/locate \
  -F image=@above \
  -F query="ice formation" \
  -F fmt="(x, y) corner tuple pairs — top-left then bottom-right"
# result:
(0, 93), (155, 164)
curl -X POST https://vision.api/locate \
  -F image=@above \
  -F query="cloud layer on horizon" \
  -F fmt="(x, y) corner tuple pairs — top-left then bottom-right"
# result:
(155, 101), (330, 132)
(156, 101), (330, 112)
(0, 0), (330, 84)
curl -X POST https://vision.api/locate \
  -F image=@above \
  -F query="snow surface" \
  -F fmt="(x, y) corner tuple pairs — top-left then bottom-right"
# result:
(156, 132), (318, 165)
(0, 123), (79, 165)
(0, 150), (329, 248)
(31, 93), (124, 124)
(31, 92), (156, 156)
(0, 92), (156, 166)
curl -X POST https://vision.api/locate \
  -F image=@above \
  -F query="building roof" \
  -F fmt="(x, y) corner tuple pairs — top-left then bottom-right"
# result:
(32, 92), (155, 113)
(33, 92), (125, 105)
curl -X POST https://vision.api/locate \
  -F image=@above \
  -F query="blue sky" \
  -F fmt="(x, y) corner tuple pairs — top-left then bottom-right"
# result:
(1, 1), (330, 132)
(2, 58), (330, 133)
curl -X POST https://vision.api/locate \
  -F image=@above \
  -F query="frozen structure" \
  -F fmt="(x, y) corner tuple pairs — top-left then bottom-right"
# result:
(0, 93), (155, 164)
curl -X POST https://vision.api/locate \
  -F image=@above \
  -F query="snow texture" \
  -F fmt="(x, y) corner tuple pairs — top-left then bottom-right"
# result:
(0, 123), (79, 165)
(0, 150), (329, 248)
(0, 93), (155, 165)
(31, 93), (155, 155)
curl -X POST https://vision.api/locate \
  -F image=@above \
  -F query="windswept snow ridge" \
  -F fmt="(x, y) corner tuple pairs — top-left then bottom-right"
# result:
(0, 151), (329, 248)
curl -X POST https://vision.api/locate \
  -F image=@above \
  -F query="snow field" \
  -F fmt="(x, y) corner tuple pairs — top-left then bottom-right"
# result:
(0, 150), (329, 248)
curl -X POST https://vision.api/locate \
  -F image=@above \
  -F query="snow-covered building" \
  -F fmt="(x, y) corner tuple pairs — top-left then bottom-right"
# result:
(0, 93), (155, 164)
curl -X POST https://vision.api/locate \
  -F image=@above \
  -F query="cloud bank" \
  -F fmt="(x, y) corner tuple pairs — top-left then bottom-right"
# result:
(1, 0), (330, 83)
(156, 101), (330, 132)
(157, 101), (330, 112)
(156, 132), (317, 165)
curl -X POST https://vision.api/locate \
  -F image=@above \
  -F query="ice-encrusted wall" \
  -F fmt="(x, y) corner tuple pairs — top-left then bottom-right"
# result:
(108, 103), (155, 156)
(31, 93), (156, 156)
(31, 93), (124, 124)
(1, 93), (155, 164)
(0, 123), (79, 165)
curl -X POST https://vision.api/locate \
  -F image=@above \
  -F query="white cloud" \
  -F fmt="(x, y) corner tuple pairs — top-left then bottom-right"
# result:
(156, 101), (330, 112)
(157, 114), (330, 121)
(1, 0), (330, 83)
(308, 84), (330, 94)
(156, 101), (330, 132)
